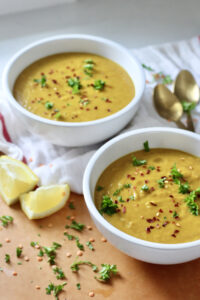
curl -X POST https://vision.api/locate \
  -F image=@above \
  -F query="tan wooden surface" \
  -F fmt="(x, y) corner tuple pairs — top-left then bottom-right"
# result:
(1, 193), (200, 300)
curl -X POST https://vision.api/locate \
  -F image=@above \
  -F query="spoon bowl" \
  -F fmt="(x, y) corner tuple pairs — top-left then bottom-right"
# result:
(153, 84), (183, 122)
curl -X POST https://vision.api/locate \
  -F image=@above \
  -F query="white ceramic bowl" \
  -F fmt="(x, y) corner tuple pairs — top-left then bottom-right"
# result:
(83, 127), (200, 265)
(3, 34), (145, 147)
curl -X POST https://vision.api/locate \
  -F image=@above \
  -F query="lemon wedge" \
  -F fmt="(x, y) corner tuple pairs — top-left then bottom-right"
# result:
(0, 156), (39, 205)
(20, 184), (70, 219)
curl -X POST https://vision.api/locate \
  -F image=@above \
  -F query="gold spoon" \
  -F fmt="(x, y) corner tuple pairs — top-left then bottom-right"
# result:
(174, 70), (200, 131)
(153, 84), (188, 130)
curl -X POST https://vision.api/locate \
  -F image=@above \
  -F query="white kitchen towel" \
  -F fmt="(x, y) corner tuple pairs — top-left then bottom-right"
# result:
(1, 36), (200, 194)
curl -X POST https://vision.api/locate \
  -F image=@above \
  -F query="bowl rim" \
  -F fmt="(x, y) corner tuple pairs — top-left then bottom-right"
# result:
(2, 33), (145, 128)
(83, 127), (200, 250)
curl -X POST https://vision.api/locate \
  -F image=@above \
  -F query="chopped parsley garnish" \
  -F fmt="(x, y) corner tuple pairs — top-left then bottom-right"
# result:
(113, 188), (122, 196)
(79, 99), (90, 106)
(83, 62), (94, 77)
(129, 195), (135, 200)
(76, 283), (81, 290)
(68, 77), (82, 94)
(173, 211), (179, 218)
(17, 262), (22, 265)
(38, 249), (44, 257)
(123, 183), (132, 188)
(70, 260), (98, 272)
(182, 101), (196, 113)
(5, 254), (10, 263)
(0, 243), (2, 247)
(184, 189), (200, 216)
(34, 75), (47, 87)
(30, 241), (38, 247)
(68, 201), (75, 209)
(93, 80), (105, 91)
(100, 195), (118, 215)
(53, 266), (65, 280)
(113, 184), (131, 196)
(143, 140), (150, 152)
(96, 185), (104, 191)
(55, 112), (61, 120)
(46, 282), (67, 300)
(64, 232), (74, 240)
(43, 242), (61, 265)
(45, 102), (54, 109)
(75, 237), (84, 250)
(162, 75), (173, 85)
(0, 215), (13, 227)
(132, 156), (147, 166)
(118, 196), (125, 202)
(142, 64), (154, 71)
(141, 184), (149, 191)
(179, 182), (190, 194)
(85, 59), (94, 64)
(157, 177), (167, 188)
(86, 241), (94, 251)
(171, 164), (183, 183)
(16, 247), (22, 258)
(95, 264), (118, 282)
(69, 220), (85, 232)
(148, 166), (155, 170)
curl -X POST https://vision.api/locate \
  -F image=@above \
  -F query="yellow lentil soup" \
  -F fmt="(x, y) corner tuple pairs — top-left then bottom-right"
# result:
(95, 144), (200, 244)
(13, 53), (135, 122)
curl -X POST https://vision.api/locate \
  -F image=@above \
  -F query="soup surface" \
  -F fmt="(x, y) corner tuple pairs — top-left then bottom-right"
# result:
(13, 53), (135, 122)
(95, 146), (200, 244)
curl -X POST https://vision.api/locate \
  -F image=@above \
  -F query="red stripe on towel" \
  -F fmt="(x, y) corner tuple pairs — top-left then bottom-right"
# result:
(0, 112), (27, 164)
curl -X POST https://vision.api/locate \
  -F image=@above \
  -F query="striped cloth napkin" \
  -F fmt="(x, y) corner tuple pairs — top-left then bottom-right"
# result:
(1, 36), (200, 194)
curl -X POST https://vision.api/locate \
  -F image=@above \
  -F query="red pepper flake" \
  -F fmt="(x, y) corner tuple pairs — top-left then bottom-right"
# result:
(41, 72), (45, 76)
(73, 73), (76, 77)
(122, 207), (126, 214)
(114, 200), (118, 204)
(86, 108), (90, 111)
(145, 180), (149, 184)
(71, 68), (75, 72)
(150, 202), (157, 206)
(52, 79), (57, 84)
(174, 203), (179, 207)
(140, 173), (144, 176)
(162, 221), (169, 227)
(146, 227), (151, 233)
(107, 109), (111, 112)
(116, 208), (121, 212)
(174, 230), (179, 234)
(106, 99), (112, 103)
(142, 165), (147, 169)
(159, 209), (163, 213)
(126, 198), (130, 202)
(171, 234), (176, 238)
(131, 177), (135, 181)
(169, 194), (174, 198)
(127, 174), (131, 178)
(150, 187), (155, 192)
(94, 106), (98, 110)
(169, 210), (173, 213)
(157, 169), (161, 172)
(146, 169), (151, 175)
(146, 217), (156, 223)
(80, 107), (83, 110)
(150, 226), (154, 229)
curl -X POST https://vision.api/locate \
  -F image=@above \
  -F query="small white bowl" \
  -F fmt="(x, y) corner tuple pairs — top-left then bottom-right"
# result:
(2, 34), (145, 147)
(83, 127), (200, 265)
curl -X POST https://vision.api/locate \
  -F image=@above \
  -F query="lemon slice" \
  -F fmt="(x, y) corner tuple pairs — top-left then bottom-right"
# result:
(0, 156), (39, 205)
(20, 184), (70, 219)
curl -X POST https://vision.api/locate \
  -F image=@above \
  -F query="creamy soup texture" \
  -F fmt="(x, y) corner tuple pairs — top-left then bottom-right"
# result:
(13, 53), (135, 122)
(95, 145), (200, 244)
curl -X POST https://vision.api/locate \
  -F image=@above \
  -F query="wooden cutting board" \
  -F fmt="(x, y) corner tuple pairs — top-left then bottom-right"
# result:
(0, 192), (200, 300)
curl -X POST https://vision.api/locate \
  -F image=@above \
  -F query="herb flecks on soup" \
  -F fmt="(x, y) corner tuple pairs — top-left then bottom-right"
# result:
(13, 53), (135, 122)
(95, 145), (200, 244)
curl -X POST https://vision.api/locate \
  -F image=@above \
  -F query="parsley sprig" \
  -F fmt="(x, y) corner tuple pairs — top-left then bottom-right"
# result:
(184, 188), (200, 216)
(65, 220), (85, 232)
(68, 77), (82, 94)
(34, 75), (47, 87)
(182, 101), (196, 113)
(95, 264), (118, 282)
(100, 195), (118, 215)
(132, 156), (147, 166)
(93, 80), (105, 91)
(46, 282), (67, 300)
(70, 260), (98, 272)
(53, 266), (66, 280)
(143, 140), (150, 152)
(0, 216), (13, 227)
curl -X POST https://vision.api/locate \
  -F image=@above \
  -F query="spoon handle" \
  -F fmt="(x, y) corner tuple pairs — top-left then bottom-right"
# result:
(187, 113), (195, 132)
(175, 120), (189, 130)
